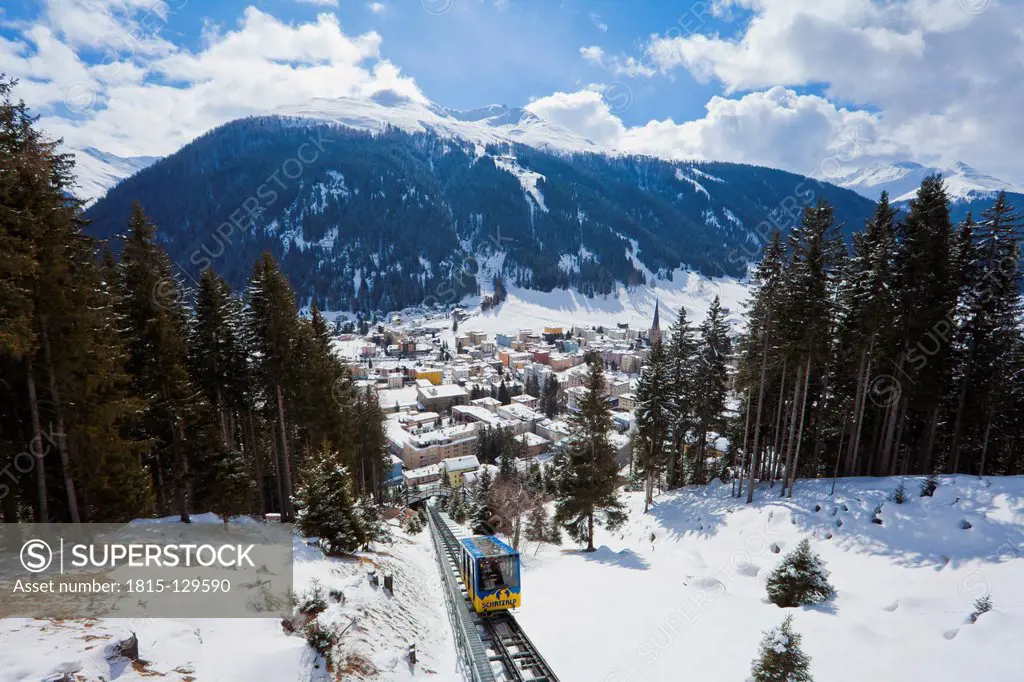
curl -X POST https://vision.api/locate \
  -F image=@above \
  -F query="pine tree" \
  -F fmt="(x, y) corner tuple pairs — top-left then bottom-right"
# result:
(892, 175), (957, 475)
(472, 467), (494, 533)
(750, 615), (813, 682)
(541, 373), (562, 418)
(633, 339), (670, 512)
(665, 305), (698, 488)
(837, 193), (898, 478)
(294, 442), (367, 554)
(247, 252), (301, 520)
(948, 193), (1021, 474)
(498, 379), (511, 405)
(736, 232), (786, 503)
(117, 203), (202, 522)
(555, 356), (627, 551)
(691, 296), (731, 485)
(765, 539), (835, 607)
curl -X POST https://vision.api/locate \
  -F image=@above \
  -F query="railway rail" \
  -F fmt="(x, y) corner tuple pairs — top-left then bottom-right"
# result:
(427, 505), (560, 682)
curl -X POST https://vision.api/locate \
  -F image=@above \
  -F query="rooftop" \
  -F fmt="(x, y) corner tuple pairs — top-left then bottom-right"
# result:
(461, 535), (518, 559)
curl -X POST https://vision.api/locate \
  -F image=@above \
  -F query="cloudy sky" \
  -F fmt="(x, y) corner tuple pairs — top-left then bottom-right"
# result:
(1, 0), (1021, 183)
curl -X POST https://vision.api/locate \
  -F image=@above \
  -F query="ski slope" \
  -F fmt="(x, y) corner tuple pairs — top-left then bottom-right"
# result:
(514, 475), (1024, 682)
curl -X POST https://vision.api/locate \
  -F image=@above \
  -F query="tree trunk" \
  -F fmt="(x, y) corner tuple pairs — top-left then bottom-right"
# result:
(769, 358), (789, 486)
(269, 420), (284, 513)
(780, 361), (803, 497)
(979, 410), (993, 477)
(920, 405), (939, 475)
(949, 345), (974, 474)
(247, 410), (266, 514)
(171, 418), (190, 524)
(830, 415), (847, 496)
(276, 384), (295, 521)
(786, 357), (812, 498)
(844, 346), (868, 474)
(216, 385), (229, 448)
(40, 320), (80, 522)
(850, 354), (874, 476)
(736, 393), (752, 498)
(745, 320), (772, 504)
(26, 356), (48, 522)
(586, 511), (595, 552)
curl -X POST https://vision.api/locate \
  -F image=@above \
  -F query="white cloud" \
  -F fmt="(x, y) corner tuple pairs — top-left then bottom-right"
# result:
(527, 85), (908, 179)
(42, 0), (177, 55)
(368, 2), (386, 13)
(15, 7), (422, 157)
(590, 12), (608, 32)
(579, 45), (605, 66)
(632, 0), (1024, 181)
(526, 89), (626, 144)
(295, 0), (339, 7)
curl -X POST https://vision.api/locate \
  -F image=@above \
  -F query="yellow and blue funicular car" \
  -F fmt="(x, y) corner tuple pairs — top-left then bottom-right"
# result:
(459, 535), (521, 613)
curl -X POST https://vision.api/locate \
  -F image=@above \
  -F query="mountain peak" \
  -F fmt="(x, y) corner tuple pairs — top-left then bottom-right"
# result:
(834, 159), (1019, 202)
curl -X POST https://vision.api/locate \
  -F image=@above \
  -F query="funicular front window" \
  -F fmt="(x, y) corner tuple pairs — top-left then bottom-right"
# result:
(477, 555), (519, 591)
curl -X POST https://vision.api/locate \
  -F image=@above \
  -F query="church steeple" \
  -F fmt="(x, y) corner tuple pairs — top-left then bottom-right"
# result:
(650, 299), (661, 345)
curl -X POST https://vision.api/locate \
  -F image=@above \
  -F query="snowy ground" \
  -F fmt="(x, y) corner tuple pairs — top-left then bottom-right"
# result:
(514, 475), (1024, 682)
(6, 475), (1022, 681)
(0, 516), (458, 682)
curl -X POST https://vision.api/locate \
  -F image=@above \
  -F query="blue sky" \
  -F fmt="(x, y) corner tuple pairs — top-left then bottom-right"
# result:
(2, 0), (1022, 184)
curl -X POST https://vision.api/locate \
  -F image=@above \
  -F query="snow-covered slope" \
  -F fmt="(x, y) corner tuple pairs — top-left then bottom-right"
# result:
(0, 515), (457, 681)
(70, 147), (160, 205)
(833, 160), (1020, 203)
(275, 90), (602, 155)
(515, 475), (1024, 682)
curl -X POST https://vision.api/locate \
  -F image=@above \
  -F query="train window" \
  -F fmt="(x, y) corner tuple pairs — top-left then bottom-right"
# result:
(477, 556), (519, 591)
(499, 556), (519, 589)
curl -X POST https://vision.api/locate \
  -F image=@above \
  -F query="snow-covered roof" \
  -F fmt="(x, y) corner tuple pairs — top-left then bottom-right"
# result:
(516, 432), (550, 448)
(442, 455), (481, 472)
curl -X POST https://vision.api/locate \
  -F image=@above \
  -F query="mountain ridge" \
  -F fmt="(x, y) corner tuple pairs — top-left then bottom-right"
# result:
(83, 115), (877, 313)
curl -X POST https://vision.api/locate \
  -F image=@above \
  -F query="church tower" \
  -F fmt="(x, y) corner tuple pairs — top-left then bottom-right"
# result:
(650, 299), (662, 345)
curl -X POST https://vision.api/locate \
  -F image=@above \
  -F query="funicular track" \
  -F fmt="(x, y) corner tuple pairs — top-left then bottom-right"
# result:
(427, 505), (560, 682)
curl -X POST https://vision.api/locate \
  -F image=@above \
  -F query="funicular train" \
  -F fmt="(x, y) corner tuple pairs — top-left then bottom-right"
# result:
(458, 534), (521, 613)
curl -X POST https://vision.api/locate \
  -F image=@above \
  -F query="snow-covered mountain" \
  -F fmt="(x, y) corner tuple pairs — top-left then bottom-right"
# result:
(833, 160), (1020, 203)
(70, 147), (160, 205)
(84, 116), (877, 312)
(275, 90), (602, 155)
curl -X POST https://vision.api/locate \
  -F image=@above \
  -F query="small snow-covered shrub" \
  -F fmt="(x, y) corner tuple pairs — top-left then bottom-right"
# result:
(970, 595), (993, 623)
(871, 502), (884, 525)
(959, 518), (973, 530)
(920, 474), (939, 497)
(751, 614), (813, 682)
(298, 579), (328, 617)
(402, 512), (424, 535)
(766, 539), (835, 608)
(889, 481), (907, 504)
(303, 618), (341, 663)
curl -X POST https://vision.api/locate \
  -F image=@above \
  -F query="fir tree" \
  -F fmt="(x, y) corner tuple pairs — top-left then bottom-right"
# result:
(750, 615), (813, 682)
(691, 296), (731, 485)
(294, 442), (367, 554)
(555, 356), (627, 551)
(633, 339), (671, 512)
(765, 539), (835, 607)
(247, 252), (301, 520)
(665, 305), (698, 488)
(117, 203), (201, 522)
(472, 467), (495, 533)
